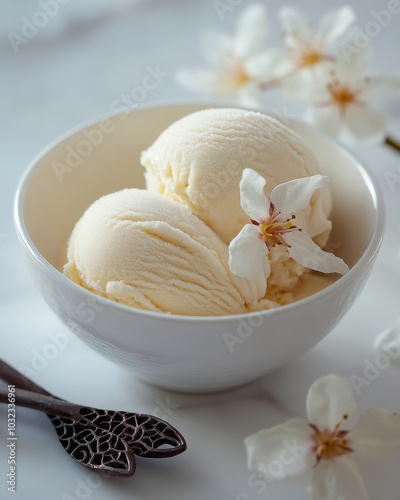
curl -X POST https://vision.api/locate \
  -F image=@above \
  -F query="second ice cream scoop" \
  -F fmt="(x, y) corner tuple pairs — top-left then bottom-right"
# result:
(64, 189), (269, 316)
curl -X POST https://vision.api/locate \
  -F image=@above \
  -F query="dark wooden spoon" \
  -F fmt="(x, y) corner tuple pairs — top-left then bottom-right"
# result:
(0, 359), (186, 477)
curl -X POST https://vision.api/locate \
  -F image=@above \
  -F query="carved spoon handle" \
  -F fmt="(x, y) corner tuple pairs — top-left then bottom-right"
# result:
(0, 359), (52, 396)
(0, 358), (187, 477)
(0, 385), (81, 419)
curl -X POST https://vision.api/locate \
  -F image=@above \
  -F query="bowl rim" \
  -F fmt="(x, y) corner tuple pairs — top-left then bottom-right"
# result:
(14, 101), (386, 323)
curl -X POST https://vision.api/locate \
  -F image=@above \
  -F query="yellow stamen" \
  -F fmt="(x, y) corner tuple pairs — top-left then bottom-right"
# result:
(299, 50), (325, 67)
(233, 65), (251, 87)
(257, 213), (298, 250)
(330, 85), (356, 106)
(260, 220), (293, 238)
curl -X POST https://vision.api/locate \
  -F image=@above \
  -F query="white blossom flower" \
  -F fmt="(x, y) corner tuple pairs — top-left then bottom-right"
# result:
(175, 4), (277, 107)
(262, 6), (356, 86)
(245, 374), (400, 500)
(295, 49), (400, 143)
(228, 169), (349, 281)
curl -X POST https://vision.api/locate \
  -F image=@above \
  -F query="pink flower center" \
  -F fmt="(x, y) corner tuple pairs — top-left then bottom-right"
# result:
(252, 204), (300, 250)
(310, 417), (353, 464)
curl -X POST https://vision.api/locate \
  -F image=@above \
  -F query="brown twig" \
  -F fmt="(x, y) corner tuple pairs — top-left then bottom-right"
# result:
(385, 136), (400, 154)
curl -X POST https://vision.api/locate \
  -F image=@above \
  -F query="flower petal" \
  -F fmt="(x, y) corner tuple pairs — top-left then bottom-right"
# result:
(279, 6), (309, 40)
(344, 105), (386, 141)
(270, 175), (328, 217)
(361, 76), (400, 99)
(350, 409), (400, 460)
(228, 224), (268, 280)
(285, 230), (349, 275)
(239, 168), (269, 222)
(302, 106), (342, 136)
(234, 3), (270, 58)
(176, 67), (253, 102)
(246, 49), (295, 81)
(310, 457), (368, 500)
(336, 45), (374, 78)
(245, 418), (315, 480)
(283, 65), (334, 99)
(175, 68), (225, 95)
(201, 32), (232, 67)
(315, 6), (356, 46)
(235, 83), (263, 108)
(306, 374), (357, 429)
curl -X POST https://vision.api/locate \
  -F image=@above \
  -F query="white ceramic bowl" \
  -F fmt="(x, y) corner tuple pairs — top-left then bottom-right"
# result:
(14, 104), (384, 392)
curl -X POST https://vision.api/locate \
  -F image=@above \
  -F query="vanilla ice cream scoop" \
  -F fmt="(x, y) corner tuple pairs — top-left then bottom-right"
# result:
(141, 108), (332, 245)
(64, 189), (270, 316)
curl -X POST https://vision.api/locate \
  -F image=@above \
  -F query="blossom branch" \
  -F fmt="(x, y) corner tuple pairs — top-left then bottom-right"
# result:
(385, 136), (400, 154)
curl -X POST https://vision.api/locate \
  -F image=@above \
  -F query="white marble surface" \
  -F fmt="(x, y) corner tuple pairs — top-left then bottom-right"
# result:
(1, 1), (400, 498)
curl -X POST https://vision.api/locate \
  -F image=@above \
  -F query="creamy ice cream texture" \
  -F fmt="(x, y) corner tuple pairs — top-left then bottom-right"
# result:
(141, 108), (333, 302)
(141, 108), (332, 246)
(64, 108), (336, 315)
(64, 189), (271, 316)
